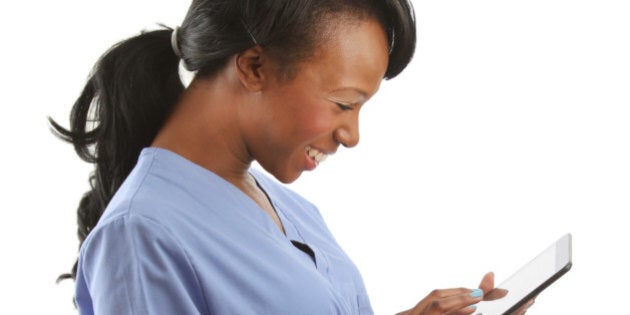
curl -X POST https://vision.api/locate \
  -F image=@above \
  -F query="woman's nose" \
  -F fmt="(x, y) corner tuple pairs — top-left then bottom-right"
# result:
(334, 115), (360, 148)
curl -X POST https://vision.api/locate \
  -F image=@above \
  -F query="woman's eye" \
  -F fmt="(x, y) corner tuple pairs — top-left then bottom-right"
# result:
(336, 103), (353, 111)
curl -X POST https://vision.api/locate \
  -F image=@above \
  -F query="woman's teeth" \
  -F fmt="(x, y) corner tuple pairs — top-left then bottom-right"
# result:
(306, 146), (328, 164)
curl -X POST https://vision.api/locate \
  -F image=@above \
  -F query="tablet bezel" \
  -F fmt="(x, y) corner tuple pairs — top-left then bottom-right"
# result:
(475, 233), (573, 315)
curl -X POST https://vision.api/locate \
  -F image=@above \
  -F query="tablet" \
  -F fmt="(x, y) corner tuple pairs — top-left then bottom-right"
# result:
(474, 233), (572, 315)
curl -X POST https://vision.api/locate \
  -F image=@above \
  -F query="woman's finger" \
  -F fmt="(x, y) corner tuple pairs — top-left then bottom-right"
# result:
(420, 289), (483, 315)
(483, 288), (508, 301)
(512, 299), (535, 315)
(447, 304), (479, 315)
(410, 288), (477, 313)
(477, 272), (495, 294)
(427, 288), (479, 299)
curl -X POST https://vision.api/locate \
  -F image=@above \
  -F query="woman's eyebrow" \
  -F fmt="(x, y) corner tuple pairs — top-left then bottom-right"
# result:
(330, 87), (369, 101)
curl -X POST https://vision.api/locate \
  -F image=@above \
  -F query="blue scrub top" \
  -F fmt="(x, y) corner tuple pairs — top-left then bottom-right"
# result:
(75, 148), (373, 314)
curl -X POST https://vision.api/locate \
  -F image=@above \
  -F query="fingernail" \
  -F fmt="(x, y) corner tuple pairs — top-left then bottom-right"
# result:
(469, 304), (478, 309)
(470, 289), (483, 298)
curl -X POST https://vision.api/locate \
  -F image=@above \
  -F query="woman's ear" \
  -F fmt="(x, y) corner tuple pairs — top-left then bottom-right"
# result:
(235, 46), (267, 92)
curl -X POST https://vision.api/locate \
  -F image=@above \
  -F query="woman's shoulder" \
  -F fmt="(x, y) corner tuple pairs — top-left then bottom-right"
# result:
(92, 148), (219, 232)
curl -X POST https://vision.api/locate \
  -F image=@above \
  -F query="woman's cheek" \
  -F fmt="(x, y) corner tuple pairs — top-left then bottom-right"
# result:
(299, 110), (336, 137)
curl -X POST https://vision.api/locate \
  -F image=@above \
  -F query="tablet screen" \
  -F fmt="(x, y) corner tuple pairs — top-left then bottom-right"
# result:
(474, 234), (572, 315)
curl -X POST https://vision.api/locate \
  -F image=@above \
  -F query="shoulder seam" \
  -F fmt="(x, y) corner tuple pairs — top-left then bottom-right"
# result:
(127, 214), (212, 314)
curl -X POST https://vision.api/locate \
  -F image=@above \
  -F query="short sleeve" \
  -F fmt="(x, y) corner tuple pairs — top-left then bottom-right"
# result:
(75, 215), (208, 315)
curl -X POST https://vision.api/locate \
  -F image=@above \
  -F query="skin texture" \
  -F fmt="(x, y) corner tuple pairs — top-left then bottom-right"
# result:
(152, 15), (533, 315)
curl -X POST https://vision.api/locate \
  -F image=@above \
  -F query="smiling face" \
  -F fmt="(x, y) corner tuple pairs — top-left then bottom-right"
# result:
(244, 18), (389, 183)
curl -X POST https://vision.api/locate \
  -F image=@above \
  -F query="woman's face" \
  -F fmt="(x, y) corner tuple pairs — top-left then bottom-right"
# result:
(247, 18), (389, 183)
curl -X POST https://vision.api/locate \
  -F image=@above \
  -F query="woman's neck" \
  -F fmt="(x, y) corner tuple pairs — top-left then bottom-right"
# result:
(152, 76), (253, 186)
(151, 77), (284, 233)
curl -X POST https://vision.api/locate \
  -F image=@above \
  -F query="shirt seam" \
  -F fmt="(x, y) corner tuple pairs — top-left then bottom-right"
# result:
(127, 150), (211, 314)
(128, 213), (211, 314)
(78, 151), (158, 300)
(125, 151), (157, 314)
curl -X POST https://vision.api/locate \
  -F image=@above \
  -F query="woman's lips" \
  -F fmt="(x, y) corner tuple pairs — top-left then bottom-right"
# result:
(305, 146), (329, 170)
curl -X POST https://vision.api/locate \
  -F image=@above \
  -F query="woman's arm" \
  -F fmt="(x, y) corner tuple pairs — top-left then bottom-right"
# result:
(76, 215), (208, 314)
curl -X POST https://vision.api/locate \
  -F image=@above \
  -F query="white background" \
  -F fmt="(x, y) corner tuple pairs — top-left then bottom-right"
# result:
(1, 0), (628, 314)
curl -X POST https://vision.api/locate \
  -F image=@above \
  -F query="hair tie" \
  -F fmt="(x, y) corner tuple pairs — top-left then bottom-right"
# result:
(171, 27), (182, 58)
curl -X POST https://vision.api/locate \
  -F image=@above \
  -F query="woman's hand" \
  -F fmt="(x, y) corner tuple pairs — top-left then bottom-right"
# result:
(397, 272), (536, 315)
(396, 272), (494, 315)
(508, 298), (535, 315)
(480, 273), (536, 315)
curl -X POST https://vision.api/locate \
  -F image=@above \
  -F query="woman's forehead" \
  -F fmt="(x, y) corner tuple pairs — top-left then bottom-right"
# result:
(303, 19), (389, 96)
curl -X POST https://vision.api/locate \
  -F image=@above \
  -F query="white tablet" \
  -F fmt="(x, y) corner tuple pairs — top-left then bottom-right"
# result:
(474, 233), (572, 315)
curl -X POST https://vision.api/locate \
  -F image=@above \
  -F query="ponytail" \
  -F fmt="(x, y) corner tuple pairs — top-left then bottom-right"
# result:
(51, 27), (184, 281)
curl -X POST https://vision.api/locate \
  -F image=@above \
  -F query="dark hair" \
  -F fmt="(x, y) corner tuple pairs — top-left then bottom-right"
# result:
(52, 0), (416, 282)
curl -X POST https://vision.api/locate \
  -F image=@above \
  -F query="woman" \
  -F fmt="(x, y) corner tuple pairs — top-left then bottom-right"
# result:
(53, 0), (529, 314)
